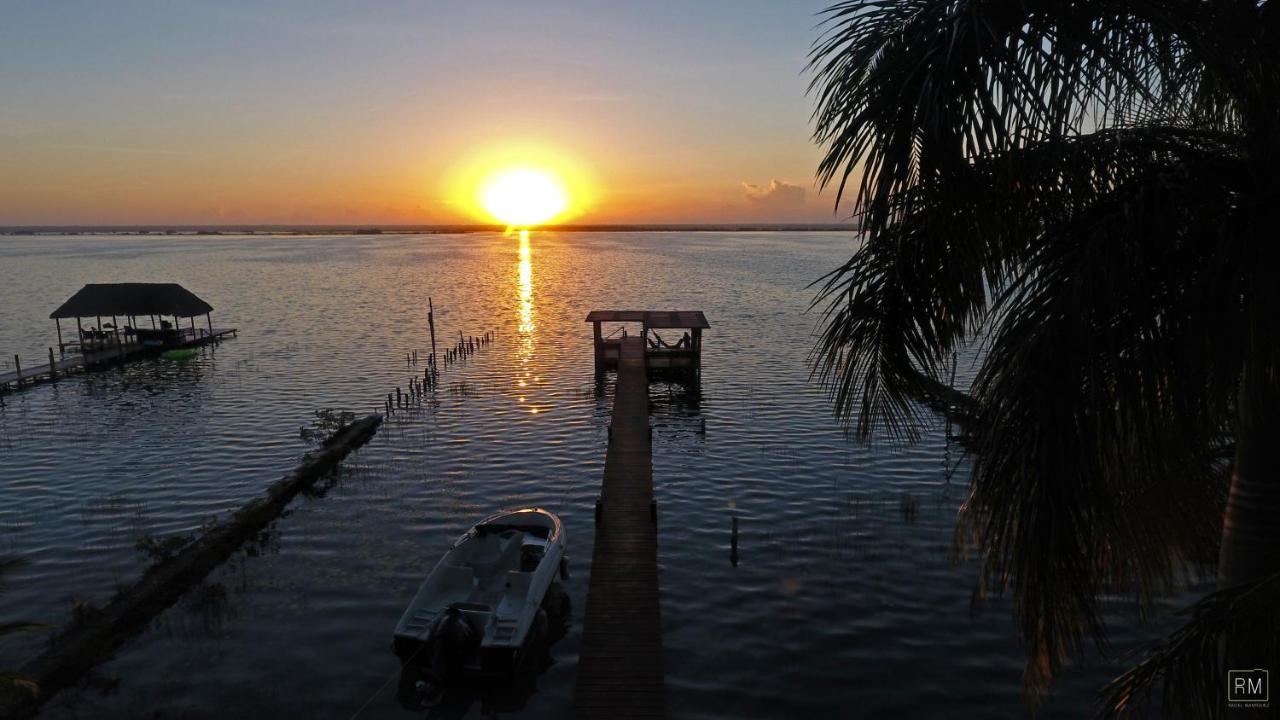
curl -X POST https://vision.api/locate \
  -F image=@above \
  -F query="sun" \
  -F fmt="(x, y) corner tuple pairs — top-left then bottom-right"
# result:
(481, 167), (569, 227)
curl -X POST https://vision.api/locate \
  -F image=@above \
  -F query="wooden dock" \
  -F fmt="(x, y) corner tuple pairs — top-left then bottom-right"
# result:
(573, 336), (666, 719)
(0, 328), (237, 394)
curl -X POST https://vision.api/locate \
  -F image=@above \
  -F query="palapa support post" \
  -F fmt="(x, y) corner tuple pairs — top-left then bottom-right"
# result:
(48, 348), (56, 382)
(55, 319), (63, 356)
(207, 312), (213, 339)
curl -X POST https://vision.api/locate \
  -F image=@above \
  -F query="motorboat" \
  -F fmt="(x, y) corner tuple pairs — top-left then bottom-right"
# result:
(393, 508), (566, 677)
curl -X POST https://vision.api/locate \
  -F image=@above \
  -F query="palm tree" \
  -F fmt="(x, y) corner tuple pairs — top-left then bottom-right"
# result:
(807, 1), (1280, 716)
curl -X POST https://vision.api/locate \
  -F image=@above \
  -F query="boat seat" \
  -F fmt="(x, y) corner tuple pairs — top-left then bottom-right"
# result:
(467, 532), (526, 579)
(504, 570), (531, 597)
(436, 564), (476, 600)
(495, 570), (533, 620)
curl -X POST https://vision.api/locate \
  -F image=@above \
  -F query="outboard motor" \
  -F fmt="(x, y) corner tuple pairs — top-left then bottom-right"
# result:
(425, 606), (479, 682)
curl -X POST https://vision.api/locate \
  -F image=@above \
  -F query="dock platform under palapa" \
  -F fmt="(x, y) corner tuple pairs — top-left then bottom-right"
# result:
(587, 309), (708, 379)
(1, 282), (236, 393)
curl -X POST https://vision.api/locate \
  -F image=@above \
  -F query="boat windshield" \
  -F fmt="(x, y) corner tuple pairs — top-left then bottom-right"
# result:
(477, 522), (549, 539)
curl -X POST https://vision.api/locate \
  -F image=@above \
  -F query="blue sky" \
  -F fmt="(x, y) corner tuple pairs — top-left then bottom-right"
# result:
(0, 1), (847, 224)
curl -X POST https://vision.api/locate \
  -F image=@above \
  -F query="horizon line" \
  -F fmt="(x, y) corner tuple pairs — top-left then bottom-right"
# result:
(0, 222), (860, 235)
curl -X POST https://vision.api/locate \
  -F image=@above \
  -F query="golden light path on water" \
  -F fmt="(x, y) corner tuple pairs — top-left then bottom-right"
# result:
(516, 228), (539, 414)
(518, 229), (534, 334)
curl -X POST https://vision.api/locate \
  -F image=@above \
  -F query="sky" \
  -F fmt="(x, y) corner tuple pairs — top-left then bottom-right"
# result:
(0, 1), (848, 226)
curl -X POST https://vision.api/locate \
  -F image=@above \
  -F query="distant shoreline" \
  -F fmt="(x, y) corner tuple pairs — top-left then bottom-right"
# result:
(0, 223), (858, 236)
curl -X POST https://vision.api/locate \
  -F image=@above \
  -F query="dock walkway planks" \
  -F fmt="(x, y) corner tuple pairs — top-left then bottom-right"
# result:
(0, 328), (237, 393)
(573, 336), (666, 719)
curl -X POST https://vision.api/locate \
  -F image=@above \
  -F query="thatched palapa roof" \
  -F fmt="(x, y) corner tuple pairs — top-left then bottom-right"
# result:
(585, 310), (710, 329)
(50, 283), (214, 319)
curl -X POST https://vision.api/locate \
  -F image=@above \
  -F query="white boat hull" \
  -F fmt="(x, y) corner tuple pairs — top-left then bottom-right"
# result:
(393, 507), (565, 672)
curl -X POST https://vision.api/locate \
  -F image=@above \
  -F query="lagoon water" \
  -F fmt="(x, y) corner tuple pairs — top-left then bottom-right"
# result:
(0, 232), (1184, 718)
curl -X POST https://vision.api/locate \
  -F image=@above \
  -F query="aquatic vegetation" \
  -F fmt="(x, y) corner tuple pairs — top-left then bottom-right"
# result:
(0, 559), (46, 697)
(298, 408), (357, 445)
(134, 532), (195, 564)
(160, 348), (198, 362)
(809, 0), (1280, 712)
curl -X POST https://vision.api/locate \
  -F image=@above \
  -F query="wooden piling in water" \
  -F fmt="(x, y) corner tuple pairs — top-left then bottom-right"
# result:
(573, 336), (665, 719)
(428, 298), (438, 368)
(730, 516), (739, 567)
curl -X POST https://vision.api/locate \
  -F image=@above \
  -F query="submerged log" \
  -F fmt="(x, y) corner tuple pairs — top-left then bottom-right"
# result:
(0, 414), (383, 719)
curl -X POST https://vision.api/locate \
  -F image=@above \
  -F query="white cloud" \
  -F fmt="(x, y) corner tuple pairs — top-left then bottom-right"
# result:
(743, 179), (805, 209)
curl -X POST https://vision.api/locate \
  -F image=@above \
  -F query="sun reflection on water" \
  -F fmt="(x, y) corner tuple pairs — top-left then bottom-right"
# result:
(518, 230), (534, 334)
(516, 229), (539, 414)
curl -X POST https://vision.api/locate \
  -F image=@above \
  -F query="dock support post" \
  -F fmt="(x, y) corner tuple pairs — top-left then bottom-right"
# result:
(592, 320), (605, 371)
(13, 355), (20, 385)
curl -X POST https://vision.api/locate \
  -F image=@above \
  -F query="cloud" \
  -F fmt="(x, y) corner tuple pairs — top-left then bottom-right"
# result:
(743, 179), (805, 209)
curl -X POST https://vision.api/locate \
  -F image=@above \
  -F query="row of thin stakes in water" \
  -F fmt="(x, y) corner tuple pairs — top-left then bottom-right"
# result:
(383, 329), (497, 415)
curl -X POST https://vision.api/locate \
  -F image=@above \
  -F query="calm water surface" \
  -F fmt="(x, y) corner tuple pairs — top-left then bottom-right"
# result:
(0, 232), (1181, 718)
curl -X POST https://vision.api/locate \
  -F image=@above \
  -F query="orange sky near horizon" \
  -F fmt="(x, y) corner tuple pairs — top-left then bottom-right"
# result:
(0, 2), (849, 226)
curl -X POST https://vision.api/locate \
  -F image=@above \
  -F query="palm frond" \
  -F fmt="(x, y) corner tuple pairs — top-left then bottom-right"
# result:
(958, 129), (1246, 695)
(807, 0), (1276, 707)
(812, 125), (1244, 441)
(807, 0), (1222, 235)
(1097, 571), (1280, 719)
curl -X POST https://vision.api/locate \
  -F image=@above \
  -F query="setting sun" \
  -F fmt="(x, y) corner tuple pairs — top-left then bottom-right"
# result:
(481, 167), (568, 227)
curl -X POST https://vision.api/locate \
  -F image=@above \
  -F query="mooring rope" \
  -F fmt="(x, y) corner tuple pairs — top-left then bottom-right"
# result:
(346, 642), (427, 720)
